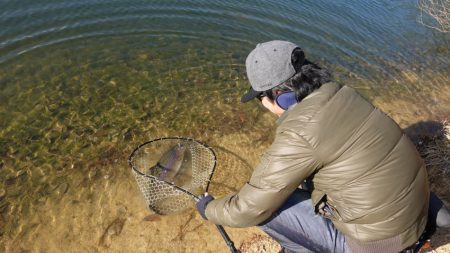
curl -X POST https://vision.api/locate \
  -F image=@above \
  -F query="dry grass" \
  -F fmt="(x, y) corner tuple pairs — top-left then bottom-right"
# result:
(418, 120), (450, 252)
(421, 120), (450, 174)
(418, 0), (450, 33)
(418, 120), (450, 204)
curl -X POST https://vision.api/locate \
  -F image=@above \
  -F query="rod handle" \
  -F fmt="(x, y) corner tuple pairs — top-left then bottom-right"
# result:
(215, 225), (239, 253)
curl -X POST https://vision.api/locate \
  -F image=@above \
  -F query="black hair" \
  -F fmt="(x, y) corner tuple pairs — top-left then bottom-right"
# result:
(265, 48), (332, 102)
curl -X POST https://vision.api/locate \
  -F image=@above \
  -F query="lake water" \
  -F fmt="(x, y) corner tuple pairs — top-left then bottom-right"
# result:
(0, 1), (449, 252)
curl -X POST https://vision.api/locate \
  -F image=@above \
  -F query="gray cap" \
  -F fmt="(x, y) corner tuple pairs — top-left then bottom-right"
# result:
(241, 40), (300, 102)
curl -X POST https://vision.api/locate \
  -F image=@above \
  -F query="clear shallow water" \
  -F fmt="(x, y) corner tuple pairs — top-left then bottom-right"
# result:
(0, 1), (449, 252)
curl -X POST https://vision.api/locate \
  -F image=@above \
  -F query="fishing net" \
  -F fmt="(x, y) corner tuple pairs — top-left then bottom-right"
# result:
(129, 137), (217, 215)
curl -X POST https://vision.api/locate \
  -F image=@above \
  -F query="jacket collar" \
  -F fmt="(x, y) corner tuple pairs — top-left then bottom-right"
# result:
(276, 82), (340, 126)
(276, 103), (297, 125)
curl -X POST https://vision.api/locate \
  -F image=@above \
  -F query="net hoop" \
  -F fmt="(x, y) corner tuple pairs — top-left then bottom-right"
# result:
(128, 137), (217, 213)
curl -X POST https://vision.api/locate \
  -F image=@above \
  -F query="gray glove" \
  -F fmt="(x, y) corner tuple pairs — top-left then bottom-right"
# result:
(196, 193), (214, 220)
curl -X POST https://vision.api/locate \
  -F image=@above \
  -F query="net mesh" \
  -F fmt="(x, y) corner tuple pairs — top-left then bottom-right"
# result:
(129, 137), (216, 215)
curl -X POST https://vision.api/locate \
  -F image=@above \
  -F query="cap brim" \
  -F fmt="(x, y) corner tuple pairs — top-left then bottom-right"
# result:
(241, 88), (262, 103)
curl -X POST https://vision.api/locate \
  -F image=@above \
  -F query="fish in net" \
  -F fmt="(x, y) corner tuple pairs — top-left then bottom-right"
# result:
(129, 137), (216, 215)
(129, 137), (239, 252)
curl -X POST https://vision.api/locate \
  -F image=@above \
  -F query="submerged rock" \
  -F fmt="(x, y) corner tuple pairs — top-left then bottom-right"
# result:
(99, 217), (126, 247)
(54, 183), (69, 196)
(0, 189), (6, 200)
(5, 174), (17, 185)
(0, 213), (5, 236)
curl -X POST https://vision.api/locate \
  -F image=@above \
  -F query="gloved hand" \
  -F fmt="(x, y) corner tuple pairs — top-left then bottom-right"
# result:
(196, 193), (214, 220)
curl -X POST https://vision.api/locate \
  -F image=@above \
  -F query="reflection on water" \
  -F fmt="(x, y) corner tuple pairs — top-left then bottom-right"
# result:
(0, 0), (449, 252)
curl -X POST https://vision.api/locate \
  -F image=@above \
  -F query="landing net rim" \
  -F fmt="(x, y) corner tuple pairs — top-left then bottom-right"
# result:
(128, 136), (218, 196)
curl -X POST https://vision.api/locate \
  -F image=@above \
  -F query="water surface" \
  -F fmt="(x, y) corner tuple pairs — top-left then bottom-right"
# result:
(0, 1), (449, 252)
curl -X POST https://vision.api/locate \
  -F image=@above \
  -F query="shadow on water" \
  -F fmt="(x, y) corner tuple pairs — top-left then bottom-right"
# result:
(209, 146), (254, 197)
(404, 120), (446, 146)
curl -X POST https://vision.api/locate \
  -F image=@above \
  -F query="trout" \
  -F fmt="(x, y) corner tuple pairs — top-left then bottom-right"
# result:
(148, 143), (189, 183)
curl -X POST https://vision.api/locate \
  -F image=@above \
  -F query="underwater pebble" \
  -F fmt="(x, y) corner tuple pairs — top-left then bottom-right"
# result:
(55, 167), (66, 177)
(19, 197), (32, 217)
(0, 199), (8, 212)
(55, 183), (69, 196)
(88, 169), (98, 180)
(123, 129), (133, 141)
(99, 217), (126, 247)
(5, 174), (16, 185)
(0, 189), (6, 200)
(117, 205), (127, 216)
(107, 218), (125, 236)
(107, 226), (116, 236)
(7, 186), (21, 197)
(0, 213), (4, 235)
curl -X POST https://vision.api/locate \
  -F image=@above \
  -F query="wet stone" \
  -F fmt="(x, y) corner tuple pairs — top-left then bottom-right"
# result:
(16, 169), (26, 178)
(0, 200), (9, 213)
(55, 183), (69, 196)
(55, 167), (66, 177)
(37, 196), (48, 203)
(123, 129), (133, 141)
(0, 189), (6, 200)
(7, 186), (21, 198)
(117, 205), (127, 217)
(0, 213), (5, 236)
(88, 169), (98, 180)
(5, 174), (17, 185)
(99, 217), (126, 247)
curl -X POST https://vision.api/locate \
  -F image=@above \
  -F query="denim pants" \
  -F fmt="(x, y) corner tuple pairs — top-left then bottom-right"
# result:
(258, 189), (351, 253)
(257, 189), (434, 253)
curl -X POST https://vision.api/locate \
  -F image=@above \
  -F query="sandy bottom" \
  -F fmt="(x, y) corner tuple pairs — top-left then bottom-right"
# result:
(1, 75), (449, 252)
(2, 132), (449, 253)
(1, 133), (285, 253)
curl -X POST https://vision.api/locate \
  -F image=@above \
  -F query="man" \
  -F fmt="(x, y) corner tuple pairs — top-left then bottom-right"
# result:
(196, 40), (431, 253)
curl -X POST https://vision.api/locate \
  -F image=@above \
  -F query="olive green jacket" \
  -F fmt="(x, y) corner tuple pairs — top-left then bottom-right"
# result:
(205, 82), (429, 251)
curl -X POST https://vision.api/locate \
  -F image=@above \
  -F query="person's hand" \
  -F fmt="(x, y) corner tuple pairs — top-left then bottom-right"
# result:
(317, 201), (333, 218)
(196, 193), (214, 220)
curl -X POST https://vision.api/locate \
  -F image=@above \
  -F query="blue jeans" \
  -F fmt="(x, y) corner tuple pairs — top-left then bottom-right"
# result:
(258, 189), (442, 253)
(258, 189), (351, 253)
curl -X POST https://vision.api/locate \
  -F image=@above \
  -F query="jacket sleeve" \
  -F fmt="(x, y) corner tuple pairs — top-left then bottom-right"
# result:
(204, 130), (318, 227)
